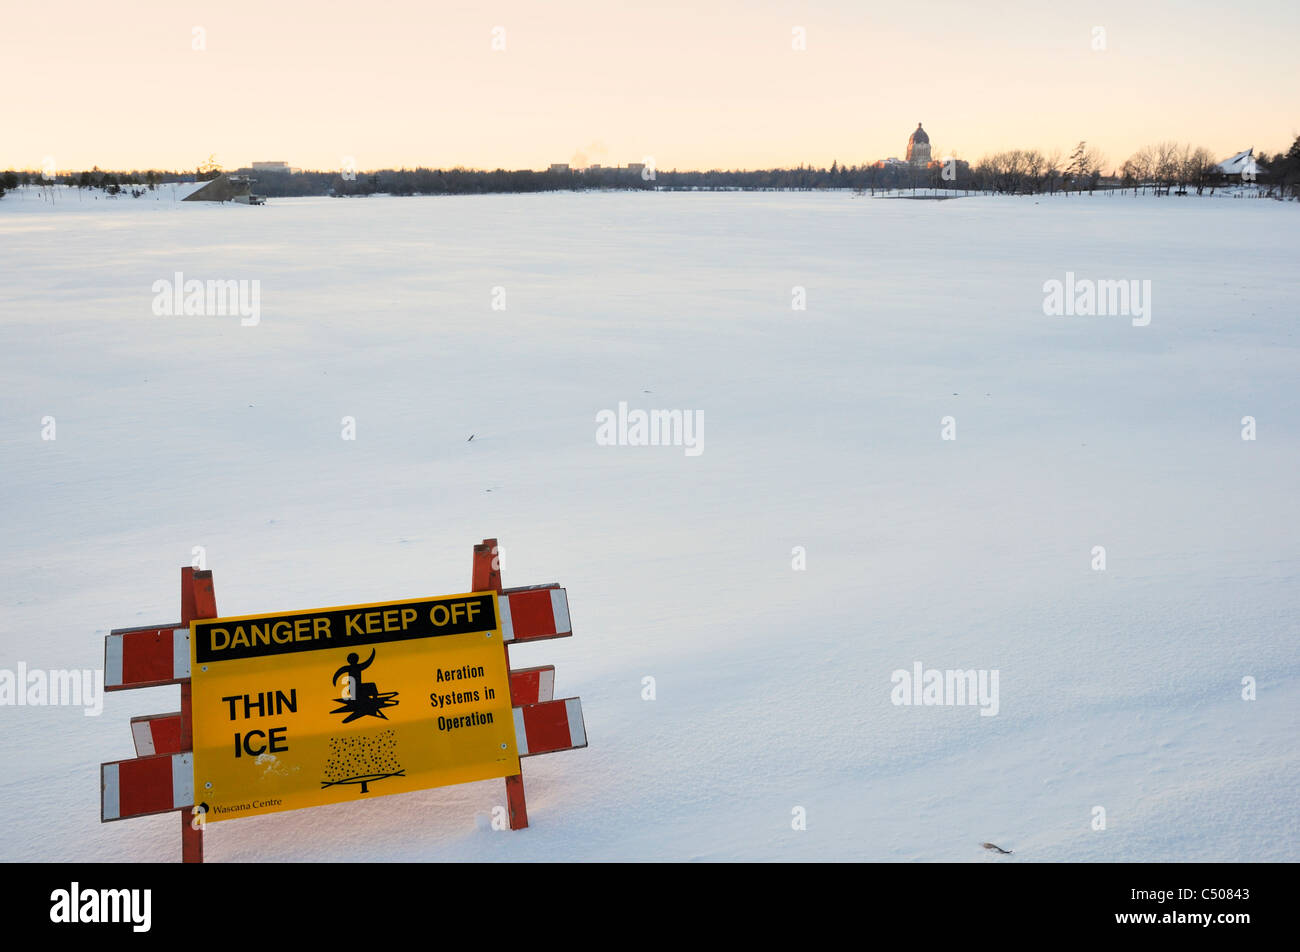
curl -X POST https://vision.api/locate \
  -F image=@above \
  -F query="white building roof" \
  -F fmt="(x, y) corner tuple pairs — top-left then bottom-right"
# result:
(1217, 149), (1259, 176)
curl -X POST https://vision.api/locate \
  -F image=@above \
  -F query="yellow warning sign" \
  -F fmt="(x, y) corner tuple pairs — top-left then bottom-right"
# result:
(189, 591), (519, 822)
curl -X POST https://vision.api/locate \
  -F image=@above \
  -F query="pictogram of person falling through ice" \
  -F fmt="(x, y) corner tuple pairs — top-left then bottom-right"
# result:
(321, 649), (405, 796)
(330, 647), (399, 723)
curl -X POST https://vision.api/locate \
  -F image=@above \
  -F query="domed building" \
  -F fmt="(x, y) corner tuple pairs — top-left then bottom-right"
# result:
(906, 123), (931, 166)
(869, 122), (943, 172)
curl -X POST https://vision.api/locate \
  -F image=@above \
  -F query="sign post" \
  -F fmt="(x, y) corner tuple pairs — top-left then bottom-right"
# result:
(473, 537), (588, 828)
(101, 566), (213, 862)
(99, 540), (586, 860)
(179, 567), (214, 862)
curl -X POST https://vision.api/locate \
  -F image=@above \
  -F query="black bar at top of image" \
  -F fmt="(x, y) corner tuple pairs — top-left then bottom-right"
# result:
(193, 593), (497, 663)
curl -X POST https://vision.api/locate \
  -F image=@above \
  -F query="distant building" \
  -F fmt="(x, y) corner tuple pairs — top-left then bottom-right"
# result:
(252, 161), (293, 173)
(905, 123), (932, 166)
(1216, 148), (1259, 179)
(183, 173), (262, 204)
(554, 162), (651, 176)
(872, 123), (941, 170)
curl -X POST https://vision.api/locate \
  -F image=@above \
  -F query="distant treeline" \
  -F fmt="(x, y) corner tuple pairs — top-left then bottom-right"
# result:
(974, 138), (1300, 198)
(0, 167), (179, 199)
(3, 134), (1298, 200)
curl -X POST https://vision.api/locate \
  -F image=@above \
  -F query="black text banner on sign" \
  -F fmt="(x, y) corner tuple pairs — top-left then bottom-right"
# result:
(192, 592), (497, 663)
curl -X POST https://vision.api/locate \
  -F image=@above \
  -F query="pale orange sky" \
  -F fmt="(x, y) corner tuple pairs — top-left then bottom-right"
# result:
(2, 0), (1296, 173)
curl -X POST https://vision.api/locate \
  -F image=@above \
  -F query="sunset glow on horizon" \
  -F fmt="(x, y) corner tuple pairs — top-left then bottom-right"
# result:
(3, 0), (1296, 174)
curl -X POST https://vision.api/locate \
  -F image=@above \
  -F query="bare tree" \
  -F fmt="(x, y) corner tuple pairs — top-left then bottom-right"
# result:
(1154, 141), (1181, 195)
(1184, 146), (1216, 194)
(1130, 146), (1156, 194)
(1024, 149), (1046, 192)
(1084, 145), (1108, 192)
(1044, 149), (1062, 194)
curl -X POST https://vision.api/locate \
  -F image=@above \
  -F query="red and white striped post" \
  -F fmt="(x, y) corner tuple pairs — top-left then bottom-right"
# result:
(472, 538), (586, 831)
(473, 539), (527, 828)
(101, 566), (214, 862)
(178, 566), (214, 862)
(499, 586), (586, 758)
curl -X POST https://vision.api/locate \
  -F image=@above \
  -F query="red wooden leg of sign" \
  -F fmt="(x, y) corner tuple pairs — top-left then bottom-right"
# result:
(180, 567), (217, 863)
(474, 539), (528, 830)
(504, 773), (528, 829)
(180, 682), (201, 864)
(472, 538), (502, 593)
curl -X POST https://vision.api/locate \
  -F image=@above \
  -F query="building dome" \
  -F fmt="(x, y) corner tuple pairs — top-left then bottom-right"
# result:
(906, 123), (932, 165)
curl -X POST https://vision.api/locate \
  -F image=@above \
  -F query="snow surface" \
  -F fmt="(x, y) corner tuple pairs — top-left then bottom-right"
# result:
(0, 190), (1297, 862)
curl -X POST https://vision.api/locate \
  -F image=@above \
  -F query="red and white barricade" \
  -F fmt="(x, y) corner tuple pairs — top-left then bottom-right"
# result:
(99, 541), (586, 858)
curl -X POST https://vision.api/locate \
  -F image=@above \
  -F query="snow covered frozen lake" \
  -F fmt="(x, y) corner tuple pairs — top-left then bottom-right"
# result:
(1, 189), (1296, 861)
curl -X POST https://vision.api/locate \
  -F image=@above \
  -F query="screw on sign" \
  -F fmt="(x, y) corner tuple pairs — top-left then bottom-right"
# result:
(98, 540), (586, 861)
